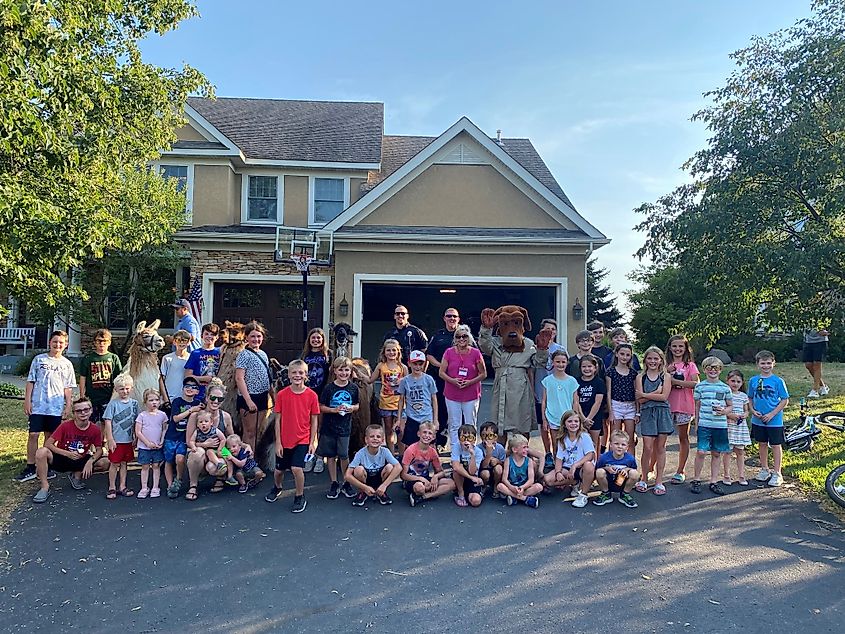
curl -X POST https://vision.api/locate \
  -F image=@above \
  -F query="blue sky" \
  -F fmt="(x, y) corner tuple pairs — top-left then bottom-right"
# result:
(141, 0), (812, 317)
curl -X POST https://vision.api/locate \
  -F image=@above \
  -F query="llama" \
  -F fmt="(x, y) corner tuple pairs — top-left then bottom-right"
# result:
(120, 320), (165, 401)
(217, 320), (245, 430)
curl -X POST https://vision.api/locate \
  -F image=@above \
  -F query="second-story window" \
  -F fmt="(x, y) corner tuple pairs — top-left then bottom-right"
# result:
(313, 177), (345, 224)
(247, 175), (278, 221)
(159, 164), (192, 224)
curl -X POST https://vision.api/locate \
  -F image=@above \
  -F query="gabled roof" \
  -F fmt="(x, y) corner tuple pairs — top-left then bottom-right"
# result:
(186, 96), (383, 165)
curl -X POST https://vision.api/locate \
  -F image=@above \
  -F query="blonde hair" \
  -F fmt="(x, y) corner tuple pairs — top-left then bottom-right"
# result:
(508, 434), (529, 450)
(288, 359), (308, 372)
(642, 345), (666, 372)
(142, 388), (161, 403)
(113, 373), (134, 388)
(226, 434), (241, 448)
(701, 356), (724, 369)
(207, 377), (226, 397)
(418, 421), (436, 433)
(609, 430), (629, 444)
(332, 356), (353, 371)
(195, 410), (213, 425)
(379, 338), (403, 364)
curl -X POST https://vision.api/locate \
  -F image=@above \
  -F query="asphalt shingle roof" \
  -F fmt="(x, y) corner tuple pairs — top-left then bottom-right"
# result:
(187, 96), (384, 164)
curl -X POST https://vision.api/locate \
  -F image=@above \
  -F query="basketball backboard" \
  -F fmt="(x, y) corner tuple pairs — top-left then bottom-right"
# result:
(273, 227), (333, 267)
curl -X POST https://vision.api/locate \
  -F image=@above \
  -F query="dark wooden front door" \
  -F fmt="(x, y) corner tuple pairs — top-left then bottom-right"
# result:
(213, 282), (323, 364)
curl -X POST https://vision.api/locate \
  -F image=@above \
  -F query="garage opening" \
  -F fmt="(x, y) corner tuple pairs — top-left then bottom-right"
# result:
(360, 283), (557, 365)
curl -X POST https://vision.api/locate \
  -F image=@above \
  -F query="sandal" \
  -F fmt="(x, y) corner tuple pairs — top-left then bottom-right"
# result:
(653, 483), (667, 496)
(137, 488), (149, 499)
(634, 481), (648, 493)
(670, 473), (686, 484)
(216, 461), (227, 475)
(709, 482), (726, 496)
(185, 485), (198, 501)
(722, 479), (733, 486)
(118, 488), (135, 497)
(454, 495), (468, 507)
(106, 489), (118, 500)
(738, 479), (749, 486)
(210, 478), (226, 493)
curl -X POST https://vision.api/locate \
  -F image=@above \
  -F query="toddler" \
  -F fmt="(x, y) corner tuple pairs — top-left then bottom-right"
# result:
(134, 388), (168, 498)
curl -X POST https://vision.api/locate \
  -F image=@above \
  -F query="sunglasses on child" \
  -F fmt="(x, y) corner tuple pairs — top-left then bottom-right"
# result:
(459, 433), (476, 442)
(184, 384), (199, 390)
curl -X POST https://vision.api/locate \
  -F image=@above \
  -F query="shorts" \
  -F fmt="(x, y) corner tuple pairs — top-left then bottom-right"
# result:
(401, 417), (422, 446)
(802, 341), (827, 363)
(479, 465), (498, 480)
(637, 407), (674, 436)
(28, 414), (62, 434)
(90, 403), (107, 423)
(238, 391), (269, 412)
(611, 400), (636, 420)
(696, 427), (730, 453)
(672, 412), (694, 426)
(163, 439), (187, 463)
(316, 433), (350, 459)
(588, 417), (604, 433)
(365, 469), (385, 489)
(567, 466), (584, 484)
(108, 442), (135, 464)
(454, 473), (482, 497)
(275, 444), (309, 471)
(49, 452), (89, 473)
(240, 465), (262, 479)
(137, 448), (164, 465)
(751, 424), (785, 446)
(378, 408), (398, 419)
(603, 468), (632, 492)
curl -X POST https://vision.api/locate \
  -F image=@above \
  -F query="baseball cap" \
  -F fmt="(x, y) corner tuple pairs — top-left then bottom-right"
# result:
(182, 377), (200, 387)
(409, 350), (426, 362)
(171, 298), (190, 309)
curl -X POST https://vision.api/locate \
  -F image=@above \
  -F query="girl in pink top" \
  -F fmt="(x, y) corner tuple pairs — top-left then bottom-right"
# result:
(439, 325), (487, 452)
(135, 388), (168, 498)
(665, 335), (700, 484)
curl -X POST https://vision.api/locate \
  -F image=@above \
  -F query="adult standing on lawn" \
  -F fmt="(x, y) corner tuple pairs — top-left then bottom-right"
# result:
(172, 299), (200, 353)
(31, 397), (109, 503)
(803, 329), (830, 398)
(383, 305), (428, 368)
(426, 307), (461, 445)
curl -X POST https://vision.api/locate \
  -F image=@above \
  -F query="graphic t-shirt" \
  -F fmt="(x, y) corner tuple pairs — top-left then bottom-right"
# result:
(402, 442), (442, 478)
(303, 351), (331, 396)
(541, 373), (579, 428)
(135, 410), (168, 450)
(396, 373), (437, 421)
(350, 446), (399, 472)
(595, 450), (638, 471)
(693, 380), (732, 429)
(320, 381), (359, 437)
(51, 420), (103, 455)
(27, 353), (77, 416)
(274, 387), (320, 449)
(577, 376), (606, 423)
(102, 398), (140, 444)
(80, 352), (122, 407)
(748, 375), (790, 427)
(556, 432), (596, 468)
(165, 396), (200, 441)
(377, 364), (406, 411)
(184, 347), (220, 400)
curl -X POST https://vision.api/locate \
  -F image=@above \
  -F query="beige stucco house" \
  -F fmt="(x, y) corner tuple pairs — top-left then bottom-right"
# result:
(165, 96), (608, 363)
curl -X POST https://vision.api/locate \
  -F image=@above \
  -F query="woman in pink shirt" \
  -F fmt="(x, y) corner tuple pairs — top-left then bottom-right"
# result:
(439, 325), (487, 452)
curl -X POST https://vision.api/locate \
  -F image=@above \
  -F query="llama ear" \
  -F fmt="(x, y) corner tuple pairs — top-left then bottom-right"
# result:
(148, 319), (161, 330)
(135, 321), (147, 333)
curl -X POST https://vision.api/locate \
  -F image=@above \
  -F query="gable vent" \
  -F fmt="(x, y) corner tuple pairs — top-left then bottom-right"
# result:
(437, 142), (487, 165)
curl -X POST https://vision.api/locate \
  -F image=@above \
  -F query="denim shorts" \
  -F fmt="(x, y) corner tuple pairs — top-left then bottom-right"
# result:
(137, 448), (165, 465)
(697, 426), (730, 453)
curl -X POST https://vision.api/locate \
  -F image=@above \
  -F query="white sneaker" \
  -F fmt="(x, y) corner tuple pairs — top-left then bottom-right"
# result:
(768, 472), (784, 487)
(754, 468), (772, 482)
(312, 457), (325, 473)
(807, 390), (820, 398)
(572, 492), (589, 508)
(819, 385), (830, 396)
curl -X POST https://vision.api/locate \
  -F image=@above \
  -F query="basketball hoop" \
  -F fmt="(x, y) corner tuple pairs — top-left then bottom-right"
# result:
(293, 254), (313, 273)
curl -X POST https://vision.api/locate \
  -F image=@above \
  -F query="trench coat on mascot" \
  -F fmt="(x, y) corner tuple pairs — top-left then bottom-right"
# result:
(478, 306), (551, 435)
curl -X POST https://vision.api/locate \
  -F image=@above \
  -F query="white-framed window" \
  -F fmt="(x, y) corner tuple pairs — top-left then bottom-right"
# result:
(309, 176), (349, 226)
(243, 174), (282, 223)
(155, 162), (194, 224)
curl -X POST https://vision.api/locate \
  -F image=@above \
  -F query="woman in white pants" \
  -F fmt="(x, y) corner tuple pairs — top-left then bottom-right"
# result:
(439, 324), (487, 452)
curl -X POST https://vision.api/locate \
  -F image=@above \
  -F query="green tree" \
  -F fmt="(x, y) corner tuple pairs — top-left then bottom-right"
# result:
(0, 0), (210, 319)
(586, 257), (623, 328)
(633, 0), (845, 345)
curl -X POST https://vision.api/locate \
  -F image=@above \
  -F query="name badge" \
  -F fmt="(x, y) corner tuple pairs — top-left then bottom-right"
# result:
(457, 367), (469, 378)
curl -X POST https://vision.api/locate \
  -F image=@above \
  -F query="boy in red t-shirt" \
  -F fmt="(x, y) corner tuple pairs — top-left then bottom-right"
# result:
(265, 359), (319, 513)
(33, 397), (108, 504)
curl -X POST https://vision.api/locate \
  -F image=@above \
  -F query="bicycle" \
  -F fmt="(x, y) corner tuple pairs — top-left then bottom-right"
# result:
(784, 398), (845, 508)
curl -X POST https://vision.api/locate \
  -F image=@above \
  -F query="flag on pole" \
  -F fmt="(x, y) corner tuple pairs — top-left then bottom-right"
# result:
(186, 275), (203, 323)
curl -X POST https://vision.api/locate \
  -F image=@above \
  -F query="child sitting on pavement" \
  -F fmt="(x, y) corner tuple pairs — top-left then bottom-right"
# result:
(224, 434), (264, 493)
(401, 421), (454, 506)
(543, 410), (597, 508)
(497, 434), (542, 508)
(477, 421), (506, 497)
(346, 424), (403, 507)
(593, 430), (640, 508)
(451, 424), (485, 508)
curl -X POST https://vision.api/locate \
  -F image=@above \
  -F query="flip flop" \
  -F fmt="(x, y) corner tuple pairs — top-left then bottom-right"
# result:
(670, 473), (686, 484)
(454, 495), (468, 507)
(118, 488), (135, 497)
(106, 489), (118, 500)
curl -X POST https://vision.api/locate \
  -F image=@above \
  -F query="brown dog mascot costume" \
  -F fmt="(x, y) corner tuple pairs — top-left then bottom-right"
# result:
(479, 306), (552, 438)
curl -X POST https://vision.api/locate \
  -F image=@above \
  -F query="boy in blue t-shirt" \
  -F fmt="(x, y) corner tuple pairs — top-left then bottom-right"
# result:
(477, 421), (506, 496)
(163, 377), (202, 498)
(748, 350), (790, 487)
(183, 323), (220, 400)
(593, 430), (640, 508)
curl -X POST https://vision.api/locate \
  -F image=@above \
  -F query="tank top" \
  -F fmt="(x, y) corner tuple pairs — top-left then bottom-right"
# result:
(641, 373), (669, 411)
(508, 455), (529, 487)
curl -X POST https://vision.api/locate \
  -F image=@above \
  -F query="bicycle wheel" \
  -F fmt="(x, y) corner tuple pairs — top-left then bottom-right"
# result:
(816, 411), (845, 430)
(825, 463), (845, 509)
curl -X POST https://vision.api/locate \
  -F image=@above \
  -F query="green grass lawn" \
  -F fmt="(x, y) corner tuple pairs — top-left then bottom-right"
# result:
(0, 397), (28, 528)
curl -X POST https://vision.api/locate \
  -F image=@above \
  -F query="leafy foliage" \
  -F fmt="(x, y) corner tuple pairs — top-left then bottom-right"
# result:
(633, 0), (845, 345)
(0, 0), (210, 319)
(586, 257), (623, 328)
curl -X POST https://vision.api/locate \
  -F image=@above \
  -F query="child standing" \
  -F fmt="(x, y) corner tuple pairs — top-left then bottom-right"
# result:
(159, 329), (191, 410)
(723, 369), (752, 486)
(224, 434), (265, 493)
(401, 421), (454, 506)
(543, 411), (596, 507)
(477, 421), (506, 496)
(541, 350), (580, 472)
(603, 328), (641, 372)
(184, 322), (221, 401)
(163, 377), (202, 499)
(396, 350), (438, 455)
(634, 346), (673, 495)
(606, 343), (638, 450)
(346, 424), (403, 506)
(576, 354), (606, 456)
(134, 389), (168, 498)
(497, 434), (543, 508)
(103, 374), (139, 499)
(16, 330), (76, 483)
(593, 430), (640, 508)
(748, 350), (790, 487)
(665, 334), (700, 484)
(367, 339), (407, 455)
(319, 356), (360, 500)
(265, 359), (319, 513)
(452, 424), (485, 508)
(568, 330), (606, 382)
(79, 328), (122, 423)
(301, 328), (331, 474)
(691, 357), (733, 495)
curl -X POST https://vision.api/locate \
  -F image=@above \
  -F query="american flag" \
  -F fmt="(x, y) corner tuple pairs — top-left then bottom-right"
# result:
(186, 275), (204, 323)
